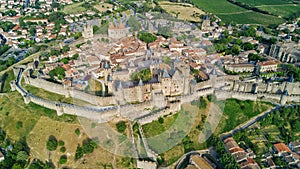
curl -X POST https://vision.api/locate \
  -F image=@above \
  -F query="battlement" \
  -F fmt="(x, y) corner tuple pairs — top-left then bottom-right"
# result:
(12, 66), (300, 124)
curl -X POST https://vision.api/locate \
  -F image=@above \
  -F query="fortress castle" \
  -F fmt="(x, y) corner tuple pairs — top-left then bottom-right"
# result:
(101, 57), (191, 105)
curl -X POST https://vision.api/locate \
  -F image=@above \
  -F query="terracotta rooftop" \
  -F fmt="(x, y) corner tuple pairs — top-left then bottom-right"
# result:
(274, 143), (292, 153)
(258, 60), (280, 66)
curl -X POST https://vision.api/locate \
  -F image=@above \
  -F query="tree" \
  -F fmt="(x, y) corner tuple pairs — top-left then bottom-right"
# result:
(248, 53), (264, 62)
(62, 45), (70, 53)
(157, 26), (172, 38)
(48, 12), (66, 25)
(75, 145), (83, 160)
(16, 121), (23, 129)
(127, 16), (141, 32)
(16, 151), (28, 162)
(231, 44), (241, 55)
(61, 58), (69, 64)
(60, 147), (66, 153)
(58, 140), (65, 146)
(242, 42), (254, 51)
(131, 68), (152, 82)
(223, 30), (229, 37)
(158, 117), (164, 124)
(75, 128), (80, 136)
(59, 155), (67, 164)
(46, 135), (58, 151)
(29, 26), (36, 36)
(116, 121), (126, 133)
(71, 53), (79, 60)
(235, 38), (243, 45)
(48, 67), (66, 80)
(138, 31), (157, 43)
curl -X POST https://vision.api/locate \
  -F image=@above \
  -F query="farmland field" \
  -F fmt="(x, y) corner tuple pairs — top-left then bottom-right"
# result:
(158, 1), (205, 22)
(258, 5), (300, 18)
(234, 0), (295, 6)
(191, 0), (294, 24)
(61, 2), (87, 14)
(217, 11), (285, 24)
(235, 0), (300, 18)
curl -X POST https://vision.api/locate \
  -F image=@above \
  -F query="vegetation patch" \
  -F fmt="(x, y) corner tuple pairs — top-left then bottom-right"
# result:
(158, 1), (205, 22)
(215, 98), (272, 134)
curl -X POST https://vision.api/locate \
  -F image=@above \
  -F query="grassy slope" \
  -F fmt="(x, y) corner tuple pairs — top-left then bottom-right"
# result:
(215, 98), (273, 134)
(0, 71), (133, 168)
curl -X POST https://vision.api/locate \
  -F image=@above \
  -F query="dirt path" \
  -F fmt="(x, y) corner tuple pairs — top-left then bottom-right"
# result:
(255, 4), (298, 7)
(214, 10), (252, 15)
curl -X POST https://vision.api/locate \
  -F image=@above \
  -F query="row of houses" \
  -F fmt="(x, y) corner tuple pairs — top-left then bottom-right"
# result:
(223, 137), (260, 169)
(224, 60), (280, 74)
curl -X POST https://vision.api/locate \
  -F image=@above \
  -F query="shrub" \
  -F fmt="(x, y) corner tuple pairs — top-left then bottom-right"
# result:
(60, 146), (66, 153)
(59, 155), (67, 164)
(116, 121), (126, 133)
(16, 121), (23, 129)
(138, 31), (157, 43)
(158, 117), (164, 124)
(58, 140), (64, 146)
(75, 128), (80, 136)
(46, 135), (58, 151)
(75, 145), (83, 160)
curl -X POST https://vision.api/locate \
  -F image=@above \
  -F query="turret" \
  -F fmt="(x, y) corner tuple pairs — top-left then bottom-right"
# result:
(137, 79), (144, 102)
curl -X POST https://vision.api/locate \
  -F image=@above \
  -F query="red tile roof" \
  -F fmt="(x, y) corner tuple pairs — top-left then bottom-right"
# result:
(274, 143), (292, 153)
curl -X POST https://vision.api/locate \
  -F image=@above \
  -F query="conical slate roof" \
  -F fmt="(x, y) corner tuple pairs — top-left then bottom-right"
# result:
(174, 56), (181, 62)
(211, 68), (217, 75)
(118, 81), (122, 89)
(129, 61), (135, 67)
(162, 69), (170, 78)
(104, 62), (110, 69)
(138, 78), (144, 86)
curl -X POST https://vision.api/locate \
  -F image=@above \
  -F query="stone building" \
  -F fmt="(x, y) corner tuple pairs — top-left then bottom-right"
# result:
(269, 42), (300, 63)
(225, 63), (255, 73)
(82, 24), (93, 41)
(257, 60), (279, 73)
(108, 22), (128, 39)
